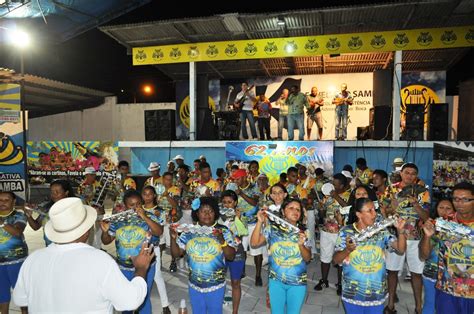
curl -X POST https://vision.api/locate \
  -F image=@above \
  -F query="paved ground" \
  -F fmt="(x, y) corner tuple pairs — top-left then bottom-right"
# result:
(10, 224), (418, 314)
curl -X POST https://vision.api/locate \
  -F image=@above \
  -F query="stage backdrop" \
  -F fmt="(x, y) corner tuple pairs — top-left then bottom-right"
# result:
(225, 141), (334, 184)
(218, 73), (373, 140)
(27, 141), (119, 184)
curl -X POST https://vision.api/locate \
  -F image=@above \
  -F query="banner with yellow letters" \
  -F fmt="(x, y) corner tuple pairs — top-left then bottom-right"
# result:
(133, 26), (474, 65)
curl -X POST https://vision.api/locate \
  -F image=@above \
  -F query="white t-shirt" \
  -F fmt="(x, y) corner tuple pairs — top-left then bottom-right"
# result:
(13, 243), (147, 313)
(235, 90), (256, 111)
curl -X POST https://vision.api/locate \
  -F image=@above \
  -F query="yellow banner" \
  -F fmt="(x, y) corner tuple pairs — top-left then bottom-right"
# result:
(133, 26), (474, 65)
(0, 84), (21, 110)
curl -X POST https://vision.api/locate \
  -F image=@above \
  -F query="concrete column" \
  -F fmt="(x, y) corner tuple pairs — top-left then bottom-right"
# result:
(392, 50), (402, 140)
(189, 62), (197, 141)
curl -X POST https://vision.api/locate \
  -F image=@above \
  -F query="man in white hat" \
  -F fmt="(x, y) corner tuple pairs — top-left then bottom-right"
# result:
(172, 155), (185, 167)
(144, 162), (162, 188)
(13, 197), (154, 313)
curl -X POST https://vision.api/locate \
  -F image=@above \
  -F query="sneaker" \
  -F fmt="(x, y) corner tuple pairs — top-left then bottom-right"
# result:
(162, 306), (171, 314)
(255, 276), (263, 286)
(336, 283), (342, 296)
(313, 279), (329, 291)
(169, 260), (177, 273)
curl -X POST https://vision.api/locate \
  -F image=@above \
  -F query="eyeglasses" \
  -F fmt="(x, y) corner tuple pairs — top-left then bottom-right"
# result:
(453, 197), (474, 203)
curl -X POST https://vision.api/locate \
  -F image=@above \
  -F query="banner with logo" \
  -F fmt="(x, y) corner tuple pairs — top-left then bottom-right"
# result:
(133, 26), (474, 65)
(401, 71), (446, 129)
(225, 141), (333, 184)
(0, 117), (26, 203)
(27, 141), (119, 184)
(220, 73), (373, 140)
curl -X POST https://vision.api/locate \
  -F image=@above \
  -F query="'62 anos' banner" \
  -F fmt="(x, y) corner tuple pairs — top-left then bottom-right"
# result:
(225, 141), (333, 184)
(133, 26), (474, 65)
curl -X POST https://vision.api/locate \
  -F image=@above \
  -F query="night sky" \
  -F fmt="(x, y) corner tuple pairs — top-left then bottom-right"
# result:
(0, 0), (472, 104)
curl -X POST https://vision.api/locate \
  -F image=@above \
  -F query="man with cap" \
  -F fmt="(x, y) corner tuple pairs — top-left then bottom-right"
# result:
(13, 197), (154, 312)
(144, 162), (162, 188)
(229, 169), (263, 286)
(389, 157), (404, 184)
(173, 155), (185, 167)
(199, 155), (207, 163)
(0, 191), (27, 314)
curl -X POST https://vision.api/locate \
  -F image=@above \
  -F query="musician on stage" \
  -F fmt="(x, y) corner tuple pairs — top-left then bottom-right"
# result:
(306, 86), (325, 140)
(332, 83), (353, 140)
(418, 198), (455, 314)
(141, 186), (171, 314)
(419, 182), (474, 313)
(287, 85), (308, 141)
(385, 163), (430, 314)
(334, 198), (407, 314)
(100, 190), (161, 314)
(170, 197), (237, 314)
(228, 169), (264, 286)
(234, 82), (258, 140)
(275, 89), (289, 140)
(251, 199), (311, 314)
(314, 173), (351, 295)
(0, 192), (28, 314)
(24, 179), (75, 247)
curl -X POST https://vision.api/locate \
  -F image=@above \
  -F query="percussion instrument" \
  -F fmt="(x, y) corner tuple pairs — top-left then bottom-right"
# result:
(351, 215), (399, 243)
(170, 223), (220, 235)
(434, 217), (473, 241)
(102, 209), (138, 223)
(321, 183), (335, 196)
(264, 210), (301, 234)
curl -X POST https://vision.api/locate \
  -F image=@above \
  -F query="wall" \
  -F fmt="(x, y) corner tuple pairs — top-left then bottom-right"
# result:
(28, 97), (175, 142)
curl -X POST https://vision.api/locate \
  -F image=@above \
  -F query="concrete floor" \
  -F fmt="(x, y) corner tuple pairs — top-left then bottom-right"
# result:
(10, 224), (418, 314)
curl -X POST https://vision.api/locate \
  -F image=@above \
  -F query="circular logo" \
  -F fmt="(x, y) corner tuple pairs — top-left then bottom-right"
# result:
(350, 245), (383, 274)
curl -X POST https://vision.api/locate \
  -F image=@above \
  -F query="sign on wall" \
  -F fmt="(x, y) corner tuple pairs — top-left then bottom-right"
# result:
(133, 26), (474, 65)
(226, 141), (333, 184)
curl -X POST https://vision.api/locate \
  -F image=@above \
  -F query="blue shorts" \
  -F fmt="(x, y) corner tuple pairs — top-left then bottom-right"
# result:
(343, 301), (384, 314)
(0, 261), (23, 303)
(227, 260), (245, 281)
(436, 288), (474, 314)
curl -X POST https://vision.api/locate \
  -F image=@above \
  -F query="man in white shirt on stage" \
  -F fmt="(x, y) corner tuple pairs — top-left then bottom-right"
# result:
(12, 197), (154, 313)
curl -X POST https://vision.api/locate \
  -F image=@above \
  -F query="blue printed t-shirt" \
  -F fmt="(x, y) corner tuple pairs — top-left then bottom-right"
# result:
(422, 237), (441, 282)
(178, 223), (237, 289)
(143, 205), (165, 246)
(108, 211), (160, 268)
(237, 182), (261, 225)
(335, 224), (395, 306)
(264, 223), (310, 286)
(0, 211), (28, 264)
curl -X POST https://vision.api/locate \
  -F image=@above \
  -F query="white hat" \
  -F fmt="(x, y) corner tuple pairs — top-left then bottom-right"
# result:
(199, 155), (206, 159)
(45, 197), (97, 244)
(173, 154), (184, 161)
(393, 157), (404, 165)
(341, 170), (353, 179)
(147, 162), (160, 172)
(84, 167), (97, 175)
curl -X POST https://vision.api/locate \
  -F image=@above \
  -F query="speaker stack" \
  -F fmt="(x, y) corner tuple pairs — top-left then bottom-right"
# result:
(428, 103), (449, 140)
(144, 110), (176, 141)
(403, 104), (424, 140)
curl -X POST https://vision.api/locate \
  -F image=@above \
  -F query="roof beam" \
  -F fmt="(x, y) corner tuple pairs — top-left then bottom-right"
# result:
(383, 52), (393, 69)
(259, 60), (271, 77)
(322, 55), (326, 74)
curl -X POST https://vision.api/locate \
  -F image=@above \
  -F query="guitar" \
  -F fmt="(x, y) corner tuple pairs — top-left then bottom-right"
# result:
(333, 92), (352, 106)
(233, 84), (255, 111)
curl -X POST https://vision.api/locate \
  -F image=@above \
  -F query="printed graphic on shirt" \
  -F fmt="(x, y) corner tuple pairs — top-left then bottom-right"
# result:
(264, 223), (309, 286)
(0, 211), (28, 264)
(237, 182), (261, 225)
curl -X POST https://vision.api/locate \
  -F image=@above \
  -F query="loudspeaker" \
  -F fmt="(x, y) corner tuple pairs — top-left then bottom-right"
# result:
(357, 126), (370, 140)
(373, 70), (393, 107)
(404, 104), (424, 140)
(144, 110), (176, 141)
(373, 106), (392, 140)
(428, 103), (449, 140)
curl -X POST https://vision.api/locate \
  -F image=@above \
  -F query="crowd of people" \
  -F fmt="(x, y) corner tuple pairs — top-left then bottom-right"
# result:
(0, 154), (472, 314)
(234, 82), (353, 141)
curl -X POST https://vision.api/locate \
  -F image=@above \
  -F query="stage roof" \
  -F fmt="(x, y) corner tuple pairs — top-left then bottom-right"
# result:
(0, 68), (112, 118)
(100, 0), (474, 79)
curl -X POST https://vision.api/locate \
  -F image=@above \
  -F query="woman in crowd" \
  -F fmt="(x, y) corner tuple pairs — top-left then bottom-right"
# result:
(268, 183), (289, 212)
(419, 198), (455, 314)
(220, 190), (247, 314)
(141, 186), (170, 314)
(334, 198), (407, 314)
(24, 179), (75, 246)
(170, 197), (236, 314)
(250, 198), (311, 314)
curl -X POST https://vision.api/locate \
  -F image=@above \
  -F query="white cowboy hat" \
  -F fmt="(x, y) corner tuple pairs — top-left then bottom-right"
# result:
(84, 167), (97, 175)
(45, 197), (97, 244)
(341, 170), (353, 179)
(147, 162), (160, 172)
(173, 155), (184, 161)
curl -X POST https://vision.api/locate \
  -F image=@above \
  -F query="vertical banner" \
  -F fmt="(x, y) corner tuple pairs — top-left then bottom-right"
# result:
(0, 84), (25, 202)
(225, 141), (333, 184)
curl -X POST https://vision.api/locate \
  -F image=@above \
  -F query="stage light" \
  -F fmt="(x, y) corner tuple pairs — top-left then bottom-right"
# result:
(8, 29), (30, 49)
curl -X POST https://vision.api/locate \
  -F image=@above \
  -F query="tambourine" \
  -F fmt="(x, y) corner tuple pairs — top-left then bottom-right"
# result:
(321, 183), (335, 196)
